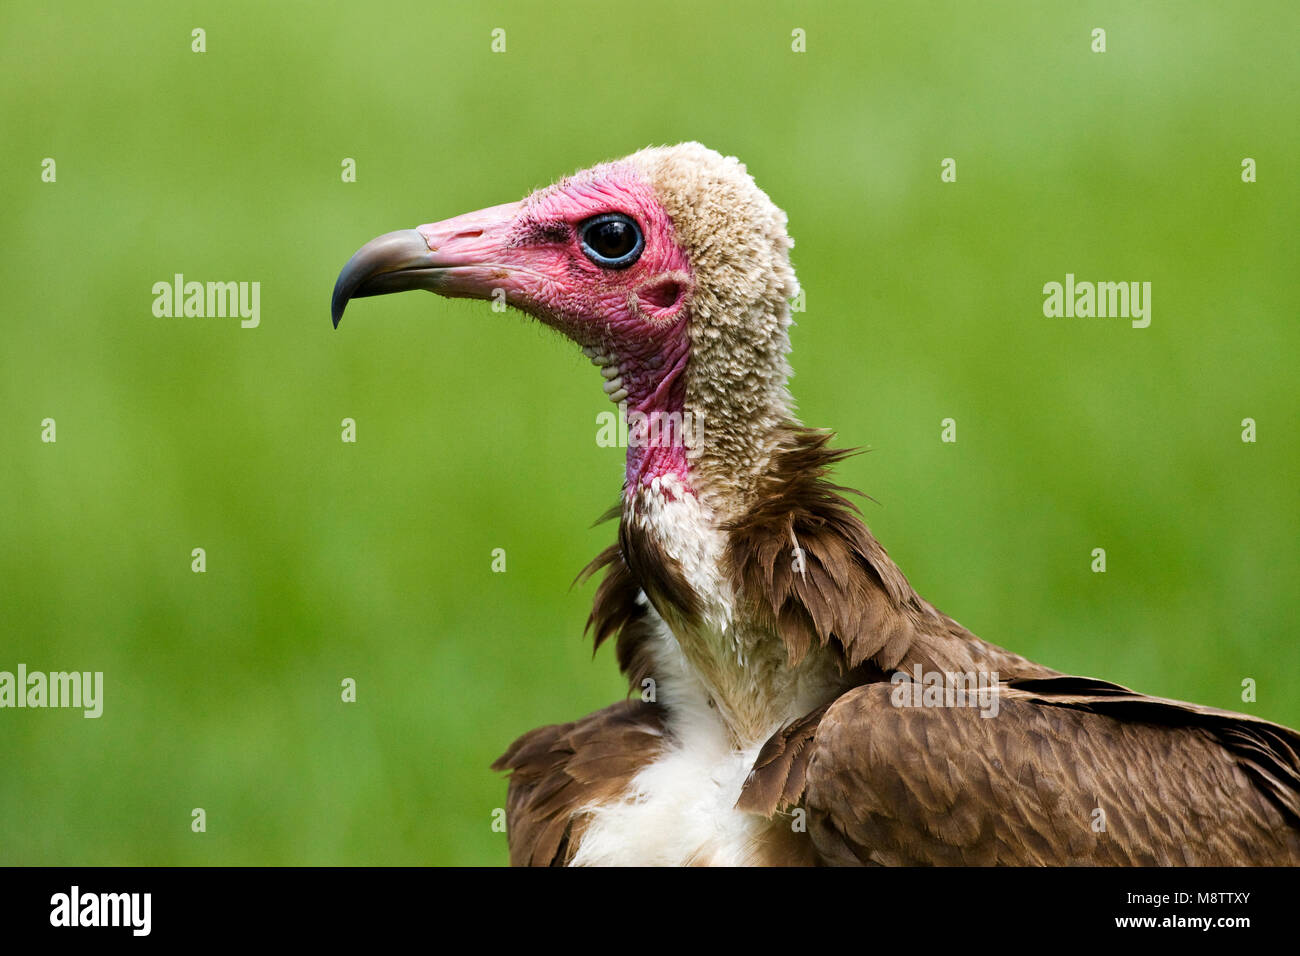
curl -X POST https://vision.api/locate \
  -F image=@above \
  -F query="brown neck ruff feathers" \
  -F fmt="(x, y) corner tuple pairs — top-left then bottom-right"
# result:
(583, 422), (1055, 696)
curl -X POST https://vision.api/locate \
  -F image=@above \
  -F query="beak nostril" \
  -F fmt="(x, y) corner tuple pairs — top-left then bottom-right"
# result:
(422, 227), (483, 254)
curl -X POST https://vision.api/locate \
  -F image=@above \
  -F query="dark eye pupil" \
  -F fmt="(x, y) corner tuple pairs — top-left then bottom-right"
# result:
(591, 221), (632, 257)
(579, 214), (643, 268)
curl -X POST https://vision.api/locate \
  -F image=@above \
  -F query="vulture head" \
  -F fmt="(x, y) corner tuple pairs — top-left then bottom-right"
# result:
(332, 143), (799, 513)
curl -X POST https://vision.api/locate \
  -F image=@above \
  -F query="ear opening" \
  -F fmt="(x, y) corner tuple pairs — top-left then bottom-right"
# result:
(632, 271), (692, 321)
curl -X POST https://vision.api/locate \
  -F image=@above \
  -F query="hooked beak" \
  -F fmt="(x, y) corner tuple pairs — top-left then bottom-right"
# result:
(331, 201), (523, 328)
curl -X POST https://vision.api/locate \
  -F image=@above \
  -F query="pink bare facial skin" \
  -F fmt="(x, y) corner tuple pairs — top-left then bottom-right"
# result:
(413, 163), (696, 493)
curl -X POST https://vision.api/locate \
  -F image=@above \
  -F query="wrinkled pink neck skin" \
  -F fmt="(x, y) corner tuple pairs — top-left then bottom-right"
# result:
(622, 334), (692, 496)
(506, 163), (696, 498)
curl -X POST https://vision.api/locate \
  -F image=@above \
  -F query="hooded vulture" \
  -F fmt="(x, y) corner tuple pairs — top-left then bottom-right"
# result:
(331, 143), (1300, 866)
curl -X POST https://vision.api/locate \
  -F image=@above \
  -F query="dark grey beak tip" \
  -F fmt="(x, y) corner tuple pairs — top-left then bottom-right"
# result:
(330, 229), (432, 330)
(330, 276), (350, 328)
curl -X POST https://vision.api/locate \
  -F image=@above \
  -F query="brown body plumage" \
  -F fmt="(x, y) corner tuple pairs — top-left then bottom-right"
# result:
(494, 426), (1300, 866)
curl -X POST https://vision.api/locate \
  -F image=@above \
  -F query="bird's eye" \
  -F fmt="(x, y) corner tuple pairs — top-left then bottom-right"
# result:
(579, 213), (644, 268)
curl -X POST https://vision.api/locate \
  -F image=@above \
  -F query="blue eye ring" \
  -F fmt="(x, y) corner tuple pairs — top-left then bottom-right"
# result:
(578, 213), (644, 268)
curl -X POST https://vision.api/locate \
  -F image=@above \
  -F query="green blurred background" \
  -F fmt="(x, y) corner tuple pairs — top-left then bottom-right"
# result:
(1, 1), (1296, 865)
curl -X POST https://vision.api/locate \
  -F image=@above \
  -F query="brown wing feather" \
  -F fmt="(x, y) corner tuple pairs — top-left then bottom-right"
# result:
(801, 680), (1300, 865)
(735, 701), (833, 816)
(491, 700), (666, 866)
